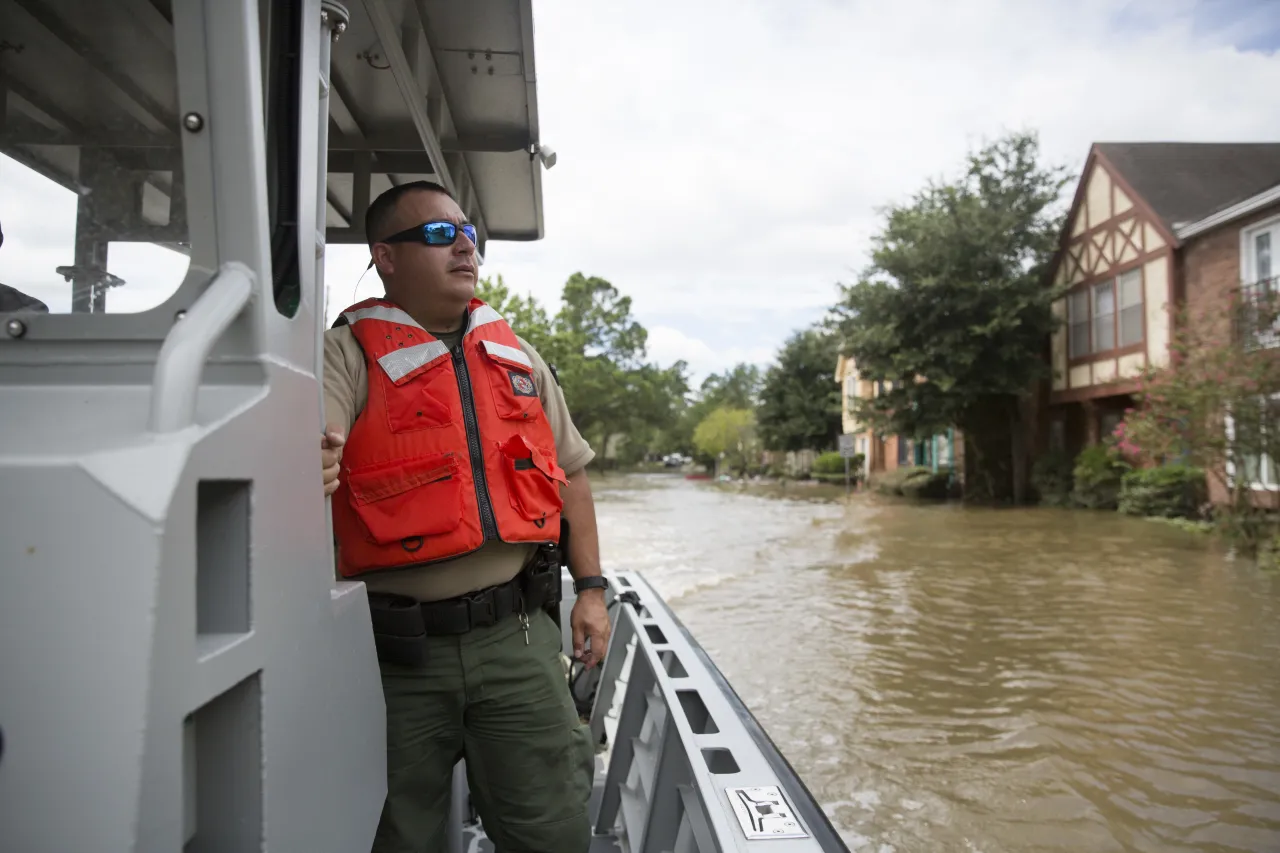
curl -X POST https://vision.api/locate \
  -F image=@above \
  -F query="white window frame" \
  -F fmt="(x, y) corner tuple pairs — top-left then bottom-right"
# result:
(1242, 214), (1280, 284)
(1241, 214), (1280, 350)
(1224, 392), (1280, 492)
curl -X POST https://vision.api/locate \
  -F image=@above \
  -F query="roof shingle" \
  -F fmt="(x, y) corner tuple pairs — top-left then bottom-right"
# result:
(1096, 142), (1280, 229)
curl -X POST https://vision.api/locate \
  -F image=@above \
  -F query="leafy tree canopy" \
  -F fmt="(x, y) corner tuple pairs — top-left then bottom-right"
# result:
(476, 273), (689, 464)
(757, 326), (842, 452)
(833, 130), (1069, 440)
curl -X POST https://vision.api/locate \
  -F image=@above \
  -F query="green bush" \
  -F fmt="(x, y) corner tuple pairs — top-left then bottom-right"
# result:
(1032, 449), (1075, 507)
(899, 468), (952, 500)
(1117, 465), (1207, 519)
(809, 452), (863, 483)
(872, 465), (921, 495)
(1071, 445), (1130, 510)
(872, 465), (948, 500)
(812, 451), (862, 475)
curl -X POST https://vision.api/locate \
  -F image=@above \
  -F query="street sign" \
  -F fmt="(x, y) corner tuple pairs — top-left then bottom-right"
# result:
(837, 434), (858, 458)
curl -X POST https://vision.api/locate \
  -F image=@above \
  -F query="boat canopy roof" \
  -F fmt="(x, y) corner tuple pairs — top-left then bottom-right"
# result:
(0, 0), (545, 258)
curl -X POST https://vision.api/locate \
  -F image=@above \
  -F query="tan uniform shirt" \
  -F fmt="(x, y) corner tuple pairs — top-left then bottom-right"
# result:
(324, 324), (594, 602)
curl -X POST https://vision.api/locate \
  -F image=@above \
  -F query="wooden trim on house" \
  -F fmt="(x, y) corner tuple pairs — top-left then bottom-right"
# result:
(1068, 341), (1145, 368)
(1050, 378), (1141, 405)
(1046, 144), (1181, 289)
(1046, 149), (1100, 287)
(1061, 246), (1164, 295)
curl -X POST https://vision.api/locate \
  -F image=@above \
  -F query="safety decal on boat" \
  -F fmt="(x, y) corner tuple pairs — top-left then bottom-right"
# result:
(726, 786), (810, 840)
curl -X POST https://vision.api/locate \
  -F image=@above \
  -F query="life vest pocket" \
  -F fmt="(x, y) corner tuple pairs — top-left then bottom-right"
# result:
(498, 434), (566, 522)
(345, 453), (463, 545)
(383, 357), (456, 433)
(478, 339), (545, 421)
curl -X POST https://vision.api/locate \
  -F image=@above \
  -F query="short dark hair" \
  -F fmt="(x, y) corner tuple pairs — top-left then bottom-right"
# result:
(364, 180), (454, 247)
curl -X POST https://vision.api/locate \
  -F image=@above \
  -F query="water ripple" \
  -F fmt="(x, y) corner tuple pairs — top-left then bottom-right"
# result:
(598, 474), (1280, 853)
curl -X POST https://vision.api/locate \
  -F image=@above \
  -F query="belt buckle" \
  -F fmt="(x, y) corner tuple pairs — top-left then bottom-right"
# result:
(464, 590), (496, 627)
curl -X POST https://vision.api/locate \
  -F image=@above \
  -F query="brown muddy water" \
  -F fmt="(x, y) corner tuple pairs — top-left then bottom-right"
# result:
(592, 472), (1280, 853)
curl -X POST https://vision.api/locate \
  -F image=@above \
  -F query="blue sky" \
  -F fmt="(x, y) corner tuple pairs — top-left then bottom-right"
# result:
(1114, 0), (1280, 53)
(3, 0), (1279, 384)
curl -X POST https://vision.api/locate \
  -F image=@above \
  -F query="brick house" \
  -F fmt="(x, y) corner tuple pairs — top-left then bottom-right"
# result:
(835, 354), (959, 478)
(1043, 142), (1280, 504)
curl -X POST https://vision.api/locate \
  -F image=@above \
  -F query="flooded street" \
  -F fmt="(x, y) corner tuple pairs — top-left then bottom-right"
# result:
(593, 473), (1280, 853)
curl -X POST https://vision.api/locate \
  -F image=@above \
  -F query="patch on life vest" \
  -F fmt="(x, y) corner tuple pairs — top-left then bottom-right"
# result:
(509, 371), (537, 398)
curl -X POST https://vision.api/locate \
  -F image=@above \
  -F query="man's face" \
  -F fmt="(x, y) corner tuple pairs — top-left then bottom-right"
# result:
(371, 189), (477, 310)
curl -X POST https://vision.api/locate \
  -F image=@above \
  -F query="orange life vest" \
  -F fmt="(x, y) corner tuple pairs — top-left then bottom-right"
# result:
(331, 297), (566, 578)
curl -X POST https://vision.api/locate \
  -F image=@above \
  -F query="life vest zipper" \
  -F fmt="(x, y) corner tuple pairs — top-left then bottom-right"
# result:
(452, 344), (499, 542)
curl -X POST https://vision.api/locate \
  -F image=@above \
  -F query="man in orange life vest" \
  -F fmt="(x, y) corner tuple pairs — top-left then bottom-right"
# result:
(320, 180), (610, 852)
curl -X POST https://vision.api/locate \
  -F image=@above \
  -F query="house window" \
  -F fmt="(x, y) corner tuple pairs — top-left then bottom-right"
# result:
(1118, 269), (1144, 347)
(1242, 219), (1280, 350)
(1240, 450), (1279, 490)
(1093, 281), (1115, 352)
(1099, 410), (1123, 442)
(1068, 290), (1090, 357)
(1225, 395), (1280, 491)
(1049, 418), (1065, 452)
(1257, 232), (1272, 279)
(917, 438), (933, 468)
(1066, 269), (1145, 358)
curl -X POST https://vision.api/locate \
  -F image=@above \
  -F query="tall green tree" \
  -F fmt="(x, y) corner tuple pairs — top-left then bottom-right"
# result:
(665, 363), (764, 461)
(549, 274), (649, 451)
(477, 272), (690, 467)
(757, 326), (842, 452)
(692, 407), (758, 477)
(475, 274), (554, 353)
(834, 131), (1069, 502)
(699, 364), (762, 410)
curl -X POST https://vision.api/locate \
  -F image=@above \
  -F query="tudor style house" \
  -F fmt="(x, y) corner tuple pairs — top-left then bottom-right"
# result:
(1044, 142), (1280, 502)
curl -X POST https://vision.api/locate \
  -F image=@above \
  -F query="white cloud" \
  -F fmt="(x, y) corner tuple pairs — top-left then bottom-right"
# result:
(4, 0), (1279, 383)
(0, 154), (190, 313)
(646, 325), (777, 379)
(462, 0), (1280, 378)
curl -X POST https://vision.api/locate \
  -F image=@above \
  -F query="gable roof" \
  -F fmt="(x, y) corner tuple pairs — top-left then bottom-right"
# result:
(1096, 143), (1280, 231)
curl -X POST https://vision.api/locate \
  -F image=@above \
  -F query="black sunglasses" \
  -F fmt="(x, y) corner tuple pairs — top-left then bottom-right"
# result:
(367, 220), (477, 268)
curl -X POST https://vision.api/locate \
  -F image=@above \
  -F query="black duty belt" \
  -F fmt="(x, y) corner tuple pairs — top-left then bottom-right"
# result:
(367, 562), (562, 666)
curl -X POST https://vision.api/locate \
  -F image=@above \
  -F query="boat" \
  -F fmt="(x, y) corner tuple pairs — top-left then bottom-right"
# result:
(0, 1), (848, 850)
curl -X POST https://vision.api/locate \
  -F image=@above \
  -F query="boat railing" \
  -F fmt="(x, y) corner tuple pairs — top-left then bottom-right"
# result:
(586, 571), (849, 851)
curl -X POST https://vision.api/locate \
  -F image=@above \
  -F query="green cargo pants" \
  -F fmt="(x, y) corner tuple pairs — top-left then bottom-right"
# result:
(371, 605), (596, 853)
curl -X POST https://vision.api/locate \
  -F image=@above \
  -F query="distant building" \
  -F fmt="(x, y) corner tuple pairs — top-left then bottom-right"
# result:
(1043, 142), (1280, 505)
(834, 354), (958, 479)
